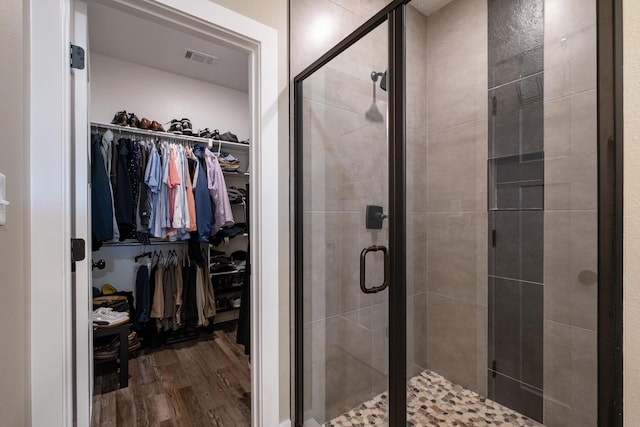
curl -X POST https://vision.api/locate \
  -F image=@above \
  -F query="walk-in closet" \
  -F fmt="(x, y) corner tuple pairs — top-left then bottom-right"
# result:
(87, 3), (253, 425)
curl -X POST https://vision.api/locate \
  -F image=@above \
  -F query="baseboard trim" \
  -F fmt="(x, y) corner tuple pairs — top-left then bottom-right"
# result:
(280, 419), (292, 427)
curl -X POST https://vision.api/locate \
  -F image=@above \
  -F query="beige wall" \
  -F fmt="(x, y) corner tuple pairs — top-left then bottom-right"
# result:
(624, 0), (640, 425)
(208, 0), (291, 422)
(0, 0), (28, 426)
(422, 0), (488, 395)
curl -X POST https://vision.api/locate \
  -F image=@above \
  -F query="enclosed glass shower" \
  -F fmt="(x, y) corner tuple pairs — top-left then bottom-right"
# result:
(294, 0), (610, 425)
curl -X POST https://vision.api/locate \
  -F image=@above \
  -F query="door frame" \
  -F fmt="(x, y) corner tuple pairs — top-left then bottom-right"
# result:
(292, 0), (623, 426)
(28, 0), (281, 426)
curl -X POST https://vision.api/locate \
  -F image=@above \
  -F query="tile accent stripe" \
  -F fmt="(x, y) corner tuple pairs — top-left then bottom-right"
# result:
(487, 0), (545, 422)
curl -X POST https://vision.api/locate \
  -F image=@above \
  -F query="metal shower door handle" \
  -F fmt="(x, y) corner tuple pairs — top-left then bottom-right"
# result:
(360, 245), (389, 294)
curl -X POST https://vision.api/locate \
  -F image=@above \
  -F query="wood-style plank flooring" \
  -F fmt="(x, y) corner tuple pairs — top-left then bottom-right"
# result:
(92, 322), (250, 427)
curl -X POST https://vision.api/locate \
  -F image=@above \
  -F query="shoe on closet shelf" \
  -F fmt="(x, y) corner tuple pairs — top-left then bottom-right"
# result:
(93, 307), (129, 326)
(231, 297), (241, 309)
(181, 118), (193, 135)
(139, 117), (151, 129)
(94, 337), (119, 360)
(168, 119), (183, 134)
(127, 113), (140, 128)
(110, 110), (128, 126)
(227, 187), (245, 204)
(150, 120), (165, 132)
(101, 283), (117, 295)
(128, 332), (141, 352)
(218, 131), (239, 143)
(197, 128), (213, 138)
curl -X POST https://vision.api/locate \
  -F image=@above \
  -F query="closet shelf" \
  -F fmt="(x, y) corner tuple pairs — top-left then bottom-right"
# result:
(223, 171), (250, 177)
(210, 269), (245, 277)
(101, 239), (190, 247)
(214, 285), (244, 295)
(216, 306), (240, 314)
(91, 121), (250, 151)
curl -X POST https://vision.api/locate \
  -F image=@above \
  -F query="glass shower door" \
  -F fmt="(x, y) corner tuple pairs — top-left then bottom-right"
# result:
(295, 20), (391, 426)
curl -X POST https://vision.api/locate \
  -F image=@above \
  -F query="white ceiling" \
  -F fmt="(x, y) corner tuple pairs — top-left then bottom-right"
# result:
(88, 3), (249, 92)
(410, 0), (454, 16)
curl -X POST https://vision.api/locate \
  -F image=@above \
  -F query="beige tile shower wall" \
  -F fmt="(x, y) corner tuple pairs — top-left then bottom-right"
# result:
(290, 0), (392, 77)
(406, 4), (429, 377)
(543, 0), (598, 425)
(423, 0), (488, 395)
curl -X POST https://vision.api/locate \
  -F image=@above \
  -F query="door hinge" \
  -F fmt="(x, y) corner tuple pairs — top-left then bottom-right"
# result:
(71, 238), (86, 262)
(70, 44), (85, 70)
(492, 229), (497, 247)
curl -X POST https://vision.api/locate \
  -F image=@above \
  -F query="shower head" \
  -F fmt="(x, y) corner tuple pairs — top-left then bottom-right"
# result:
(371, 70), (387, 91)
(365, 78), (384, 122)
(365, 103), (384, 122)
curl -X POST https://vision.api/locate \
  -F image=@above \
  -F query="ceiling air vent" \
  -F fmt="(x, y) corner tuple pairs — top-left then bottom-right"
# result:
(184, 49), (218, 65)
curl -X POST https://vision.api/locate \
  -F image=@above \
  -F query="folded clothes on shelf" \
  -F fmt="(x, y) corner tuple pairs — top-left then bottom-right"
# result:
(217, 151), (241, 172)
(210, 223), (247, 246)
(227, 186), (246, 204)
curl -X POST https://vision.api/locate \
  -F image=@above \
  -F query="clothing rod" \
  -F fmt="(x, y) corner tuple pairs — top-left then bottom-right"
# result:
(90, 121), (249, 151)
(101, 239), (191, 247)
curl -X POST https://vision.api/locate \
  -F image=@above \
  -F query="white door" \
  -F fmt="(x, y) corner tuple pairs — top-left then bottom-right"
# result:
(71, 1), (92, 425)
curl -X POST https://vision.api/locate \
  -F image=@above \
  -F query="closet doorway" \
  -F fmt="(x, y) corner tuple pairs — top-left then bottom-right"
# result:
(86, 1), (256, 424)
(29, 1), (280, 426)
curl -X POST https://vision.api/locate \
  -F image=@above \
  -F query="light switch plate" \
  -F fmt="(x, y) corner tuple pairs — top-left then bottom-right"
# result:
(0, 173), (8, 226)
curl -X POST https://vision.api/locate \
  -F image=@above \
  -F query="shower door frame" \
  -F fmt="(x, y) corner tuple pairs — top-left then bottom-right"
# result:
(292, 0), (623, 425)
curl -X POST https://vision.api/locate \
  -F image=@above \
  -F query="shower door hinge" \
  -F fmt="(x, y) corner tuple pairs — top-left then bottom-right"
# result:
(70, 44), (85, 70)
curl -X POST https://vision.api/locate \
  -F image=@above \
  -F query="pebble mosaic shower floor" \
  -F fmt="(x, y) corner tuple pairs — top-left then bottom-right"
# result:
(324, 370), (542, 426)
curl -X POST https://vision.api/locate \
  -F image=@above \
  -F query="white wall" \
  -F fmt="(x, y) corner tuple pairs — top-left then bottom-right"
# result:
(90, 53), (251, 140)
(624, 0), (640, 425)
(0, 0), (28, 425)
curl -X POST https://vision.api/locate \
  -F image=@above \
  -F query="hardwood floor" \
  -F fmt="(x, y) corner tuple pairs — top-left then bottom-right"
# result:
(92, 322), (251, 427)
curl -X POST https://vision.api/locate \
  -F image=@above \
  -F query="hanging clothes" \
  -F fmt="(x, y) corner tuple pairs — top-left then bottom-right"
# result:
(204, 148), (235, 234)
(100, 130), (120, 241)
(192, 145), (213, 242)
(137, 142), (152, 231)
(114, 138), (135, 239)
(184, 148), (197, 233)
(92, 129), (237, 244)
(175, 260), (184, 326)
(181, 260), (198, 328)
(134, 264), (150, 327)
(202, 262), (217, 320)
(195, 264), (206, 326)
(150, 262), (165, 320)
(145, 143), (163, 238)
(91, 133), (114, 244)
(162, 261), (177, 330)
